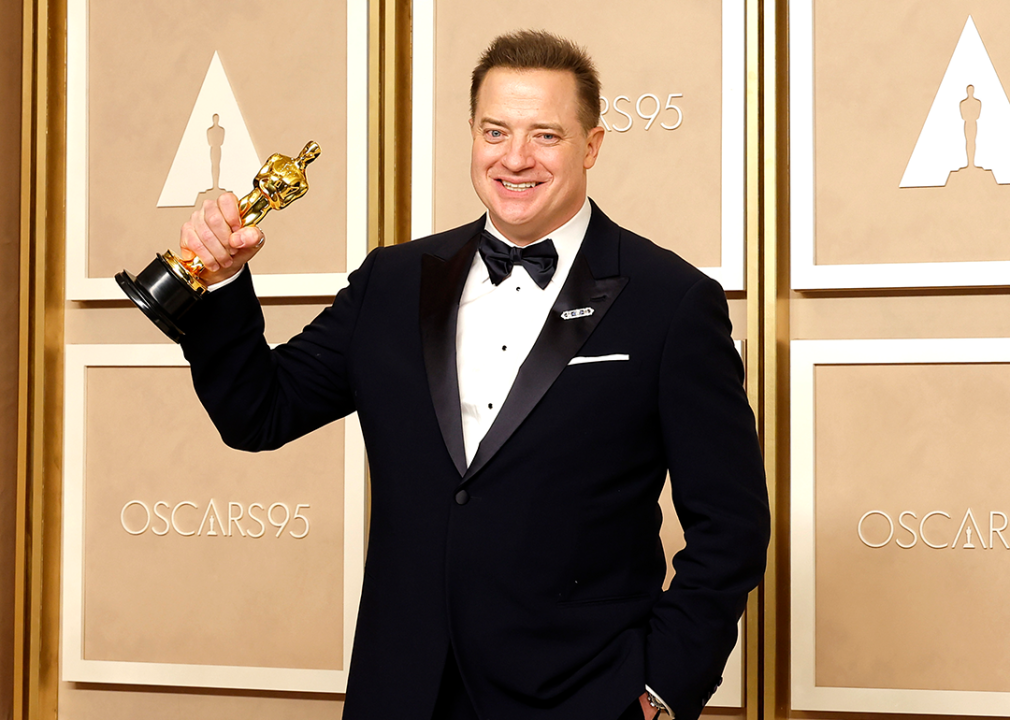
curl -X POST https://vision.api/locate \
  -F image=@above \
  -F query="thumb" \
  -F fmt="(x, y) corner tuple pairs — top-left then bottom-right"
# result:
(229, 226), (265, 255)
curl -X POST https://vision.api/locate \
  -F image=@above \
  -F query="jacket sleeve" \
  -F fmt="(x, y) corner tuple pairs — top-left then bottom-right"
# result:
(179, 248), (381, 451)
(645, 275), (770, 720)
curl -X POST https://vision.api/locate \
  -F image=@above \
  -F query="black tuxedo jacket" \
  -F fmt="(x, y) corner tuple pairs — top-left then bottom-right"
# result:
(180, 202), (769, 720)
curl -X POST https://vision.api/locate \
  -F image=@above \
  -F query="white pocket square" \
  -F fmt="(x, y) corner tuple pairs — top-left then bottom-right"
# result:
(568, 354), (631, 366)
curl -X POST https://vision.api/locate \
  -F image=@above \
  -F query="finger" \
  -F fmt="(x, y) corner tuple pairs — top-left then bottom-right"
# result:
(219, 192), (243, 231)
(229, 226), (264, 252)
(182, 211), (225, 272)
(180, 219), (218, 271)
(179, 221), (199, 262)
(214, 241), (263, 280)
(193, 200), (236, 270)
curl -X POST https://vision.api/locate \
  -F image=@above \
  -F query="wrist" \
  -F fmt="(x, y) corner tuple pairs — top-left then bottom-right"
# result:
(643, 688), (673, 718)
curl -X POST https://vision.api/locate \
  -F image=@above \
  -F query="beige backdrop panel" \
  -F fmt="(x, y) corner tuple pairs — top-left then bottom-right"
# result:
(83, 367), (344, 670)
(59, 688), (343, 719)
(790, 291), (1010, 341)
(659, 480), (687, 590)
(814, 0), (1010, 265)
(85, 0), (347, 278)
(65, 300), (335, 346)
(432, 0), (724, 267)
(814, 363), (1010, 692)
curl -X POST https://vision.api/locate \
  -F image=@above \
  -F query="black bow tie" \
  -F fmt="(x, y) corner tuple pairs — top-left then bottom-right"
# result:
(478, 231), (558, 289)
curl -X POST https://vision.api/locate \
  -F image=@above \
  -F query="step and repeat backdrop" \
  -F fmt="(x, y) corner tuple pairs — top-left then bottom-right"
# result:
(60, 1), (751, 718)
(66, 0), (367, 302)
(61, 0), (367, 717)
(411, 0), (746, 291)
(57, 0), (1010, 718)
(791, 1), (1010, 718)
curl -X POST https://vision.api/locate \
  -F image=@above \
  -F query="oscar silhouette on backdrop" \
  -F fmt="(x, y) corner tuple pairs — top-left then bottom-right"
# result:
(960, 85), (982, 169)
(899, 16), (1010, 187)
(207, 113), (226, 192)
(946, 83), (996, 186)
(194, 114), (228, 207)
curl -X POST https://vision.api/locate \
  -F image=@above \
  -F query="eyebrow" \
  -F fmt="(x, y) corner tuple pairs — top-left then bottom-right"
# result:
(478, 117), (565, 133)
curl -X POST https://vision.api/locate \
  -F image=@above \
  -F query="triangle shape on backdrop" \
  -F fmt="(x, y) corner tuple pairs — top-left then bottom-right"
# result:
(900, 16), (1010, 187)
(157, 51), (261, 207)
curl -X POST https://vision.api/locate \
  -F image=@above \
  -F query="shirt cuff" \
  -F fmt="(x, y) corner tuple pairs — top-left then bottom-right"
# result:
(645, 685), (672, 716)
(206, 266), (246, 292)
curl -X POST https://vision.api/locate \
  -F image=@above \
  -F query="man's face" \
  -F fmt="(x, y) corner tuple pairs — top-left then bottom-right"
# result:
(470, 68), (605, 246)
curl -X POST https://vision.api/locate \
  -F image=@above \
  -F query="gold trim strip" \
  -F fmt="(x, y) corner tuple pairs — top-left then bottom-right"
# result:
(381, 0), (394, 246)
(763, 1), (789, 718)
(372, 0), (413, 249)
(744, 0), (763, 717)
(15, 0), (47, 714)
(40, 0), (68, 714)
(368, 0), (381, 252)
(382, 0), (412, 247)
(16, 0), (67, 716)
(13, 0), (35, 715)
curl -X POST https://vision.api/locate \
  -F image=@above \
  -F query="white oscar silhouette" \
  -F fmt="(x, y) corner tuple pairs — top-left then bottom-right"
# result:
(900, 16), (1010, 187)
(157, 51), (261, 207)
(964, 524), (975, 549)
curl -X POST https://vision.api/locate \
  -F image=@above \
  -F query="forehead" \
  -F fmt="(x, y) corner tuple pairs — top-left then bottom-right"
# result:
(474, 68), (580, 119)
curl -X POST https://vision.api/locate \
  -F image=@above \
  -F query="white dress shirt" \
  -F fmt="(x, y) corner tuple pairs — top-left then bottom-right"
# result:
(455, 198), (591, 467)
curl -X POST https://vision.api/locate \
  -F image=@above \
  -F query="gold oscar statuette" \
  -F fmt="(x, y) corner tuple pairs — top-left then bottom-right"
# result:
(116, 141), (321, 342)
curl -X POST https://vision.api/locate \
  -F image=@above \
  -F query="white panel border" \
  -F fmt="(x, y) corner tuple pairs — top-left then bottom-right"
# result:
(61, 343), (367, 692)
(65, 0), (369, 301)
(791, 337), (1010, 715)
(789, 0), (1010, 290)
(410, 0), (746, 291)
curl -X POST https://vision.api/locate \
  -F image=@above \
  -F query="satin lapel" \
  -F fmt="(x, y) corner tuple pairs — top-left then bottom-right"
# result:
(463, 252), (629, 481)
(420, 235), (479, 478)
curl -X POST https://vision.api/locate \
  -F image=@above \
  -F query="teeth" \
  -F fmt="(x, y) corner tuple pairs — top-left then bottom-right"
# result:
(501, 180), (537, 190)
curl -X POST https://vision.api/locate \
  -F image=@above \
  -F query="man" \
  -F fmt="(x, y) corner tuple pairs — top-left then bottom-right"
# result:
(177, 30), (769, 720)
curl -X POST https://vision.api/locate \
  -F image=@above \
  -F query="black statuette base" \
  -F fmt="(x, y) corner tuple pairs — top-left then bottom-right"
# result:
(115, 253), (204, 343)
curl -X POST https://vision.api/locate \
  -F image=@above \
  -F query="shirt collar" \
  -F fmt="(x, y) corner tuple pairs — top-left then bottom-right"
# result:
(481, 197), (591, 284)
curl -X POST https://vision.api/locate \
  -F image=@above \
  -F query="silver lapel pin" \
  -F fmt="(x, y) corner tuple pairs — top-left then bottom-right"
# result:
(560, 307), (595, 320)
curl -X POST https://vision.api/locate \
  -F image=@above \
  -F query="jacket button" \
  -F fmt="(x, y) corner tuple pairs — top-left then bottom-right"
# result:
(455, 489), (469, 505)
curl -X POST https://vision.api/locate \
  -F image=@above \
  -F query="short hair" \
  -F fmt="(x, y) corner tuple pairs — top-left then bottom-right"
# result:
(470, 30), (601, 133)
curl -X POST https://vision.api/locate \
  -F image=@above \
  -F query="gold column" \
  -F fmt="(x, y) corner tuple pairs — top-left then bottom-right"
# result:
(761, 1), (790, 718)
(15, 0), (66, 717)
(374, 0), (413, 249)
(744, 0), (762, 718)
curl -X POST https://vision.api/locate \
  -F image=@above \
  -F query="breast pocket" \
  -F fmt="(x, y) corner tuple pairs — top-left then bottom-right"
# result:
(563, 354), (639, 379)
(568, 353), (631, 366)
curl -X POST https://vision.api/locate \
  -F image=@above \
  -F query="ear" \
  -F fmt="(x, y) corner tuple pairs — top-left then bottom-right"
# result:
(583, 125), (605, 170)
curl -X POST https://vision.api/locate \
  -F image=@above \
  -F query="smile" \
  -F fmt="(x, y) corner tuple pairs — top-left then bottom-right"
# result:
(499, 180), (539, 191)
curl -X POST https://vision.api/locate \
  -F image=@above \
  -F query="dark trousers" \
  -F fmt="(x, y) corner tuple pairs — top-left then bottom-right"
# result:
(431, 651), (479, 720)
(430, 651), (646, 720)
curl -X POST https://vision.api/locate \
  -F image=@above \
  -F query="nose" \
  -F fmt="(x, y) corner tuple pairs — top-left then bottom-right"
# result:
(501, 137), (535, 172)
